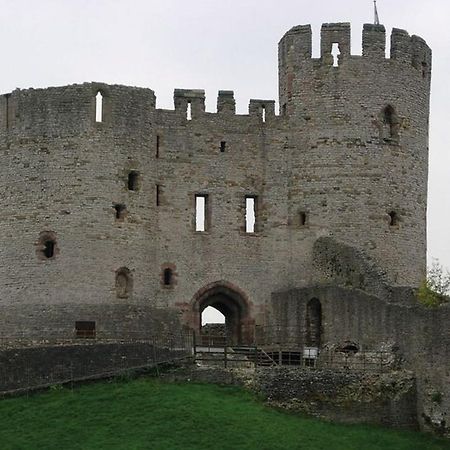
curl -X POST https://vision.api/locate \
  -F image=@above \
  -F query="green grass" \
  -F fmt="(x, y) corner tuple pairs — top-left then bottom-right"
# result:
(0, 378), (448, 450)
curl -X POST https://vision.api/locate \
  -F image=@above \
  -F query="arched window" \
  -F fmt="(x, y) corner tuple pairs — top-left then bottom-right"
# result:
(113, 204), (127, 221)
(116, 267), (132, 298)
(381, 105), (399, 141)
(388, 211), (399, 227)
(161, 264), (177, 288)
(305, 298), (322, 347)
(37, 231), (58, 260)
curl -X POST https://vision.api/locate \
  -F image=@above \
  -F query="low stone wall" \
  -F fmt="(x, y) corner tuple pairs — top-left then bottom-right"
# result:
(160, 364), (418, 430)
(255, 367), (417, 429)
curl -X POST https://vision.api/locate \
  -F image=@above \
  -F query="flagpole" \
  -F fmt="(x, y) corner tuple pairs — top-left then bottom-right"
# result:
(374, 0), (380, 25)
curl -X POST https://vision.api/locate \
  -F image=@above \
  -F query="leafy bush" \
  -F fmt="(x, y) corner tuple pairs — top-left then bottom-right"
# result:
(417, 260), (450, 307)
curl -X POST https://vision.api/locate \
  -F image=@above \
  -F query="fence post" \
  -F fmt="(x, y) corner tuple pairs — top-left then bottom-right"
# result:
(193, 331), (197, 359)
(224, 344), (228, 369)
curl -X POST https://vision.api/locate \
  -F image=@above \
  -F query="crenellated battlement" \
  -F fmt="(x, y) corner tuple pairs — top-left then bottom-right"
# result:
(0, 83), (278, 133)
(279, 22), (431, 67)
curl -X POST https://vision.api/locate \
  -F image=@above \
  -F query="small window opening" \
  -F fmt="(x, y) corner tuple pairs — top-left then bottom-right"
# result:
(261, 105), (266, 123)
(164, 268), (173, 286)
(114, 204), (127, 221)
(282, 103), (287, 116)
(127, 171), (139, 191)
(331, 43), (340, 67)
(43, 240), (55, 258)
(156, 135), (160, 158)
(116, 267), (132, 298)
(187, 101), (192, 121)
(388, 211), (398, 226)
(422, 62), (428, 79)
(195, 194), (208, 231)
(75, 321), (96, 339)
(245, 196), (256, 233)
(339, 342), (359, 354)
(37, 231), (58, 260)
(299, 211), (307, 226)
(220, 141), (226, 152)
(382, 105), (399, 140)
(95, 91), (103, 123)
(156, 184), (160, 206)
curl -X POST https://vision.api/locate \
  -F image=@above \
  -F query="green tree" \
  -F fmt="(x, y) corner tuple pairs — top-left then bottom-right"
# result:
(417, 259), (450, 307)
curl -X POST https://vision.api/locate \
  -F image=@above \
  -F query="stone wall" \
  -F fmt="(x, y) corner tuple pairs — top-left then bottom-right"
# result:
(0, 24), (431, 342)
(255, 367), (418, 429)
(269, 285), (450, 436)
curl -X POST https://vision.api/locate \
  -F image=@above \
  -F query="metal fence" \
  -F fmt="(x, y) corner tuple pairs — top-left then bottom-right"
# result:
(0, 327), (399, 395)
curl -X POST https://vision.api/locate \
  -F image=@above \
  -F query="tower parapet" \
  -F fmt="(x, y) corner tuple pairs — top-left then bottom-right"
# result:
(279, 23), (431, 114)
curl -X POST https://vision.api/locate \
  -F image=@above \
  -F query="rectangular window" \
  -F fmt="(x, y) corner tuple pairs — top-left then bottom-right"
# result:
(245, 196), (257, 233)
(156, 135), (160, 158)
(156, 185), (161, 206)
(195, 194), (208, 231)
(75, 321), (96, 339)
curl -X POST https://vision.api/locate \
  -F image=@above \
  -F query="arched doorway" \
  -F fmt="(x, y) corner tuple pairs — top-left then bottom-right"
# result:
(190, 281), (253, 345)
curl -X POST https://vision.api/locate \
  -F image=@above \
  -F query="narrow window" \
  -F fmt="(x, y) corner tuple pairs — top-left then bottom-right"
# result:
(113, 204), (127, 221)
(245, 196), (256, 233)
(127, 171), (139, 191)
(116, 267), (132, 298)
(331, 43), (340, 67)
(388, 211), (398, 226)
(422, 62), (428, 79)
(95, 91), (103, 123)
(164, 268), (173, 286)
(299, 211), (307, 227)
(282, 103), (287, 116)
(220, 141), (226, 153)
(187, 101), (192, 121)
(195, 194), (208, 231)
(37, 231), (58, 260)
(261, 105), (266, 123)
(382, 105), (399, 140)
(75, 321), (96, 339)
(156, 184), (160, 206)
(43, 240), (55, 258)
(156, 135), (160, 158)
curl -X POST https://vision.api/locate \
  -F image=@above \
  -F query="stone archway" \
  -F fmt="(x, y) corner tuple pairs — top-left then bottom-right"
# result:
(190, 281), (254, 345)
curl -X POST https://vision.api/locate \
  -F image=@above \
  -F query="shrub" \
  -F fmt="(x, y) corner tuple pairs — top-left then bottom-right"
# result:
(417, 260), (450, 307)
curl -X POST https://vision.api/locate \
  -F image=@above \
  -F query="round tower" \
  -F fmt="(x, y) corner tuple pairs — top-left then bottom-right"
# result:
(278, 23), (432, 286)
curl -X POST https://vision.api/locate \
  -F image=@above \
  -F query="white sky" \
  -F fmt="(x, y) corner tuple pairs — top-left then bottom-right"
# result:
(1, 1), (448, 305)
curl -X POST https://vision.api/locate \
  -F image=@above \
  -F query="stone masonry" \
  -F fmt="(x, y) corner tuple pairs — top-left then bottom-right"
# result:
(0, 22), (448, 436)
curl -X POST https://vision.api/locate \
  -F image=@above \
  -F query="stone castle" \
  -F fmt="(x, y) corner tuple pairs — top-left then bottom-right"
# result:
(0, 23), (448, 434)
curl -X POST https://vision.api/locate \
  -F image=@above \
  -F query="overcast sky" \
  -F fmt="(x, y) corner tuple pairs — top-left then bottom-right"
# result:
(1, 0), (449, 279)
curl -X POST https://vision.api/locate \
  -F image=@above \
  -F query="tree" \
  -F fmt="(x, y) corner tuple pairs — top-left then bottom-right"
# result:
(417, 259), (450, 307)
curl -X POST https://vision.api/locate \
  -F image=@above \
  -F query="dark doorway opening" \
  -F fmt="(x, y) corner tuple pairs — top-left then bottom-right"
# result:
(305, 298), (322, 347)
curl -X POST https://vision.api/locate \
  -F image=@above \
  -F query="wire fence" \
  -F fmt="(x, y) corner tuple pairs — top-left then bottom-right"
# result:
(0, 327), (401, 395)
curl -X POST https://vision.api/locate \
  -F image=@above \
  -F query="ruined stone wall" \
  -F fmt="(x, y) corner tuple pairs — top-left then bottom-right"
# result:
(270, 286), (450, 436)
(0, 23), (431, 338)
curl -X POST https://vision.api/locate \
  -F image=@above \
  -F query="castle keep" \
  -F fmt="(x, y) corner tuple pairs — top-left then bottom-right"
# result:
(0, 23), (448, 434)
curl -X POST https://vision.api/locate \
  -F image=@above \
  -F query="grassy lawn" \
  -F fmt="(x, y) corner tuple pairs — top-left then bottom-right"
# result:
(0, 378), (448, 450)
